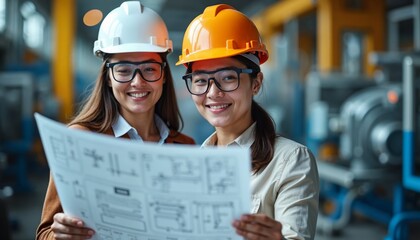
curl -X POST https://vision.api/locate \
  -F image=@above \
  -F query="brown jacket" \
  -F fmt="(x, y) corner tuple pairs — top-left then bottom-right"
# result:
(36, 129), (194, 239)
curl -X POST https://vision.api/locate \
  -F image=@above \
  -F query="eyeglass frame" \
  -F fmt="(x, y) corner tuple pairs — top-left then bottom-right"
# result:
(182, 67), (254, 95)
(106, 61), (167, 83)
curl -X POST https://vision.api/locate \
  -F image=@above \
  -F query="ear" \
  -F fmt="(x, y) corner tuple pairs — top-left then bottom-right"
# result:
(252, 72), (263, 95)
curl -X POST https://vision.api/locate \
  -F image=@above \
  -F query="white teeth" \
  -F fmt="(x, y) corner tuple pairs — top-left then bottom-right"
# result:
(129, 92), (148, 98)
(209, 104), (229, 110)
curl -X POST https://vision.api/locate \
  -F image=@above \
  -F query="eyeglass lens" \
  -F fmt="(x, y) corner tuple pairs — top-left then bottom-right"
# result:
(111, 62), (163, 82)
(186, 69), (240, 95)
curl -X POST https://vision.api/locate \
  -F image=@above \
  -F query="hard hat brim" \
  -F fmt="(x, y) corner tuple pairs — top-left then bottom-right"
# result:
(95, 43), (172, 57)
(176, 48), (268, 66)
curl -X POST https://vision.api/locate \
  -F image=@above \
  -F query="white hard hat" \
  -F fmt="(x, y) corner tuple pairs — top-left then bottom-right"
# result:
(93, 1), (173, 58)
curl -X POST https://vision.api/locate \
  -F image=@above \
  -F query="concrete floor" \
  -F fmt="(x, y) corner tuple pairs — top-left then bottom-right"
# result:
(2, 169), (418, 240)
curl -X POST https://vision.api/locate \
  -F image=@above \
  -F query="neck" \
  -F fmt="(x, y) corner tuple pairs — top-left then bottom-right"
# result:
(214, 123), (252, 146)
(123, 111), (160, 142)
(214, 113), (253, 146)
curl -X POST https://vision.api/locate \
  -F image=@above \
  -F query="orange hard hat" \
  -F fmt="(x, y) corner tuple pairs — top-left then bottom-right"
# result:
(176, 4), (268, 66)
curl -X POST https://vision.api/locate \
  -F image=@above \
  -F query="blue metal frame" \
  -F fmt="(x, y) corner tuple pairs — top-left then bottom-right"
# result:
(384, 56), (420, 240)
(402, 56), (420, 192)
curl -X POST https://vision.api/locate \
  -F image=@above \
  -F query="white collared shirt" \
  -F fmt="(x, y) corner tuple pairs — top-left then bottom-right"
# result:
(202, 123), (319, 240)
(112, 114), (169, 144)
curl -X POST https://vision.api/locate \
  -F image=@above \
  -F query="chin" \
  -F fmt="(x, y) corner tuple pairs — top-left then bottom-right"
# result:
(207, 119), (229, 128)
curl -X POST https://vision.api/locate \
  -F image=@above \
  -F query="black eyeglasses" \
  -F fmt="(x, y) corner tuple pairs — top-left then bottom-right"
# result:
(182, 67), (254, 95)
(106, 61), (166, 83)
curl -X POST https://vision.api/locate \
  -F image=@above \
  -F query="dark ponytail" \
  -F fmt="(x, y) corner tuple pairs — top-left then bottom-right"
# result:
(232, 54), (277, 173)
(251, 101), (276, 173)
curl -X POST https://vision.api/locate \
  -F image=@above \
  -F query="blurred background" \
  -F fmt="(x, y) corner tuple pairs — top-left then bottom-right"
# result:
(0, 0), (420, 239)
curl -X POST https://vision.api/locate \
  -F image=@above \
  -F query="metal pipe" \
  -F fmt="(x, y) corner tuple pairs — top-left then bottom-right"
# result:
(317, 187), (359, 234)
(402, 56), (420, 192)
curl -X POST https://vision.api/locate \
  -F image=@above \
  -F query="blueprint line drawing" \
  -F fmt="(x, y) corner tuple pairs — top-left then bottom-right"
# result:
(34, 113), (251, 240)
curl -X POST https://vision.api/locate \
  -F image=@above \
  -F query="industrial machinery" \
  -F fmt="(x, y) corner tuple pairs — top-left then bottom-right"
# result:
(0, 72), (35, 192)
(384, 56), (420, 240)
(305, 72), (376, 162)
(303, 0), (420, 237)
(306, 71), (398, 229)
(336, 82), (403, 170)
(309, 54), (420, 238)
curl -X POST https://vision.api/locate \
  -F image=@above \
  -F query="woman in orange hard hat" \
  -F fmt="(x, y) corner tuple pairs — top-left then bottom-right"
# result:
(177, 4), (319, 240)
(36, 1), (194, 239)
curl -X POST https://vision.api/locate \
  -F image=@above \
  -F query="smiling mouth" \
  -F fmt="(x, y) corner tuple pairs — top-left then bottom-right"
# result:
(207, 104), (231, 110)
(128, 92), (149, 98)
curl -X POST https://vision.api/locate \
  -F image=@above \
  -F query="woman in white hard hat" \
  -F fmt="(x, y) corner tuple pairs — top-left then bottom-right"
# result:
(177, 4), (319, 240)
(36, 1), (194, 239)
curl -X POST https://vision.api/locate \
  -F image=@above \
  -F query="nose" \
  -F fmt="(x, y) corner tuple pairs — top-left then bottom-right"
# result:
(207, 80), (223, 98)
(130, 70), (147, 85)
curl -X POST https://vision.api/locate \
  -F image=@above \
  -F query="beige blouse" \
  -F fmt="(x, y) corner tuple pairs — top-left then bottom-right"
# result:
(202, 123), (319, 240)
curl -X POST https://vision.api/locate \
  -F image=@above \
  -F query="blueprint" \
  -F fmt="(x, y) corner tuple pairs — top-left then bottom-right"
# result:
(34, 113), (251, 240)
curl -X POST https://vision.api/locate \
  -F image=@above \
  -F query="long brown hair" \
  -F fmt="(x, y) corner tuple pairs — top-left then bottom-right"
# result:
(69, 54), (184, 133)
